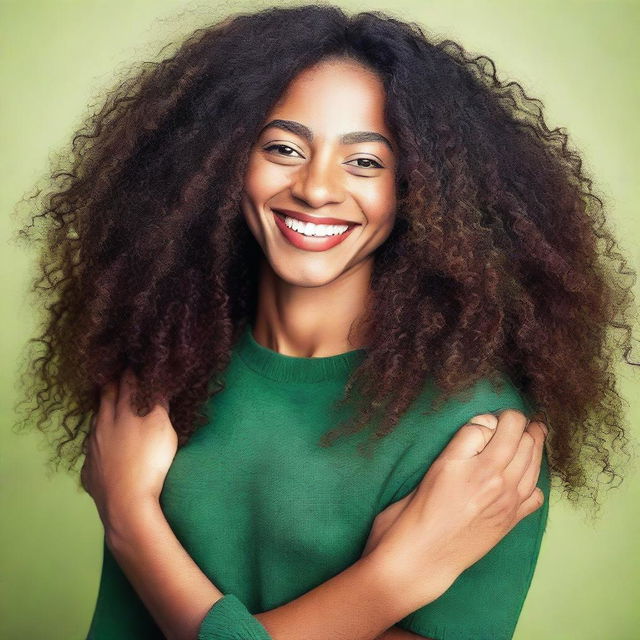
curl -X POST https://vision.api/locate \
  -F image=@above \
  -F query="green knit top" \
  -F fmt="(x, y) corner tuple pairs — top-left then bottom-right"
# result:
(86, 322), (550, 640)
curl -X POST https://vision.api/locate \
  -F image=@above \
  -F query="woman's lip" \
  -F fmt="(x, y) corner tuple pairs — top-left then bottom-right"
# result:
(272, 208), (360, 226)
(272, 209), (359, 252)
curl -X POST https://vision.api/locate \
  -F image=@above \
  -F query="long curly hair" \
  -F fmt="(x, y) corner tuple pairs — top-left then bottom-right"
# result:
(11, 2), (638, 516)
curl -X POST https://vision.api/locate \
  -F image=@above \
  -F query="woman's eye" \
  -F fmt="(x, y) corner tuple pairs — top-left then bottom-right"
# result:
(264, 144), (302, 158)
(263, 144), (383, 170)
(347, 158), (383, 169)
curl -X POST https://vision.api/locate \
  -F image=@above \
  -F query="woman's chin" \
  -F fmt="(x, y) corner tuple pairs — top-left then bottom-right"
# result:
(269, 258), (347, 289)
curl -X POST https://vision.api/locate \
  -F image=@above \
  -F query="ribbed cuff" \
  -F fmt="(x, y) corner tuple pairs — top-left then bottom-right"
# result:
(198, 594), (272, 639)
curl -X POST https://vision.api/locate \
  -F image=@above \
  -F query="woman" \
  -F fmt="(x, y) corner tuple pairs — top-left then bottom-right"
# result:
(13, 4), (635, 640)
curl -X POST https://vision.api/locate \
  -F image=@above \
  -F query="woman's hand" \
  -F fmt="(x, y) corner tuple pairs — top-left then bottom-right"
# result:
(362, 409), (547, 607)
(80, 368), (177, 533)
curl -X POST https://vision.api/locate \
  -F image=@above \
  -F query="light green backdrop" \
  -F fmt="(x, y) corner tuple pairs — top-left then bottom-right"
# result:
(1, 1), (638, 638)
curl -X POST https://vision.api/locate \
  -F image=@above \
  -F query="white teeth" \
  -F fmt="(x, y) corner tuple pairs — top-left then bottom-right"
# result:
(283, 215), (350, 237)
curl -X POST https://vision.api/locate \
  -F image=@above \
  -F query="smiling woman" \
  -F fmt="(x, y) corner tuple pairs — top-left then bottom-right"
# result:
(11, 3), (636, 640)
(241, 57), (398, 320)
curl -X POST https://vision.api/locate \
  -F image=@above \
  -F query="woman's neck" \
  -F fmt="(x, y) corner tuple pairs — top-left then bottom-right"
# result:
(252, 256), (372, 357)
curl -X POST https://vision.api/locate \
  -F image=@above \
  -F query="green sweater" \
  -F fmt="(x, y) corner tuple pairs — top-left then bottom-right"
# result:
(86, 322), (550, 640)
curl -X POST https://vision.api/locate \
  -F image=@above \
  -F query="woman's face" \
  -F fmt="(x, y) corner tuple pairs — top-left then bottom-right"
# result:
(241, 58), (397, 288)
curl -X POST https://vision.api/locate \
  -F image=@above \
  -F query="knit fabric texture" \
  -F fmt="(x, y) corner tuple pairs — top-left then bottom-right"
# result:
(85, 322), (550, 640)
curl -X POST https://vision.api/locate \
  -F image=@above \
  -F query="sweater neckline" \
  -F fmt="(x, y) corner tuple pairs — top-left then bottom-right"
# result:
(235, 322), (367, 383)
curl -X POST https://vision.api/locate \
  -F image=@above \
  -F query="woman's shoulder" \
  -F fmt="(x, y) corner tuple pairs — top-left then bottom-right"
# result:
(410, 371), (532, 432)
(384, 371), (534, 461)
(375, 372), (540, 510)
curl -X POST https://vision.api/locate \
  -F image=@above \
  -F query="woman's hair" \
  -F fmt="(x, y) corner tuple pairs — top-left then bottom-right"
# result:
(12, 2), (637, 515)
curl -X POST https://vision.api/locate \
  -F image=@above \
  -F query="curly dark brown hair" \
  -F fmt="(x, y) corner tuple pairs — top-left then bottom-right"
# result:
(11, 2), (638, 517)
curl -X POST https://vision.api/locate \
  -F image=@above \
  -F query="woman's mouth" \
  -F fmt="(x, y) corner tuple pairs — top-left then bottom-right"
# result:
(272, 210), (360, 252)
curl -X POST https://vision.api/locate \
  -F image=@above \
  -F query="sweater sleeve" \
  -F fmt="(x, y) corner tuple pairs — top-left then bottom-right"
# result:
(379, 375), (551, 640)
(85, 537), (165, 639)
(197, 594), (272, 639)
(85, 538), (272, 640)
(394, 454), (550, 640)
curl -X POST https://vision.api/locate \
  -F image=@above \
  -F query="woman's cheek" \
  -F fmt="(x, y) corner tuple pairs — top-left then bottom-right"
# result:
(357, 186), (397, 231)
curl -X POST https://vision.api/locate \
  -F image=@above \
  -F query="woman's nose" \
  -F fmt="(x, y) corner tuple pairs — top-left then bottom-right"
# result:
(289, 155), (345, 209)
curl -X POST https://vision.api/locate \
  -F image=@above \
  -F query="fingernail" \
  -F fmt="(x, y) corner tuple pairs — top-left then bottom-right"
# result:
(540, 422), (549, 436)
(470, 414), (498, 429)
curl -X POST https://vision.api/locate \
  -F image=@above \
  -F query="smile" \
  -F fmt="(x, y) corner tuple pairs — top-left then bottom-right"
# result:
(272, 210), (359, 252)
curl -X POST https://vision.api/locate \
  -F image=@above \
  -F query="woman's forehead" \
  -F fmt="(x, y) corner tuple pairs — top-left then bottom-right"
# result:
(262, 62), (394, 146)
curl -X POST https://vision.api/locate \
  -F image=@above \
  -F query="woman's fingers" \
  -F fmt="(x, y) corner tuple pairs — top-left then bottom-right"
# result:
(98, 379), (118, 429)
(156, 394), (170, 413)
(468, 413), (498, 430)
(116, 367), (138, 420)
(441, 412), (522, 460)
(480, 408), (529, 469)
(514, 487), (545, 522)
(502, 425), (535, 495)
(516, 421), (547, 499)
(437, 421), (498, 461)
(80, 456), (90, 491)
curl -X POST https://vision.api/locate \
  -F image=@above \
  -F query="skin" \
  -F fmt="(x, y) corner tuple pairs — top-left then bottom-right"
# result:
(240, 57), (398, 355)
(83, 371), (545, 640)
(81, 59), (547, 640)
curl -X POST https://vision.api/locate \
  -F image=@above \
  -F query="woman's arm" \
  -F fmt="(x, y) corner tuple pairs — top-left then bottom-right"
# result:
(85, 372), (542, 640)
(106, 498), (439, 640)
(83, 370), (440, 639)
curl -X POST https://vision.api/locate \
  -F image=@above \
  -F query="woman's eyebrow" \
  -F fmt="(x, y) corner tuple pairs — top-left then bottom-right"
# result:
(259, 118), (395, 153)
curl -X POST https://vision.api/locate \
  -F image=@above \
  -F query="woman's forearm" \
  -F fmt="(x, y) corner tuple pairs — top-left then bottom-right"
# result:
(253, 552), (434, 640)
(105, 500), (441, 640)
(105, 499), (224, 640)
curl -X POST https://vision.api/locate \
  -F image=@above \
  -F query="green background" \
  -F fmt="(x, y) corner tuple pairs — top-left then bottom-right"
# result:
(1, 0), (638, 638)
